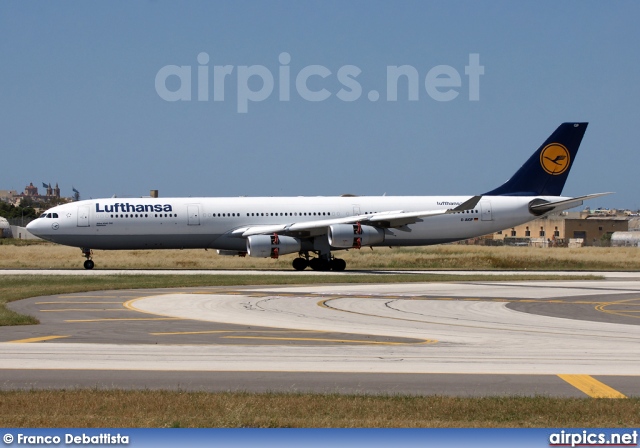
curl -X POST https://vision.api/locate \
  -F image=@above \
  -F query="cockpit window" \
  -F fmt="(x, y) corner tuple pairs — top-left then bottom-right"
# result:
(52, 213), (58, 218)
(40, 213), (47, 218)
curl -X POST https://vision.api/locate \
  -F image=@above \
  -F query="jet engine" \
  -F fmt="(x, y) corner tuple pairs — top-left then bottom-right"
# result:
(246, 234), (301, 258)
(328, 223), (385, 249)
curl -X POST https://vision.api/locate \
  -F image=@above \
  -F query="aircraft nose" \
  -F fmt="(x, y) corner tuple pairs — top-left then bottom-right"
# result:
(26, 219), (44, 237)
(26, 219), (37, 232)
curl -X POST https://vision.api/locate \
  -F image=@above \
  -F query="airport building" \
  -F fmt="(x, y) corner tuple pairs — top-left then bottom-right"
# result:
(488, 213), (629, 247)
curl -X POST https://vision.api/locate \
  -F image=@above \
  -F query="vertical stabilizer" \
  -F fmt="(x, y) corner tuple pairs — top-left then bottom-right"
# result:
(484, 122), (588, 196)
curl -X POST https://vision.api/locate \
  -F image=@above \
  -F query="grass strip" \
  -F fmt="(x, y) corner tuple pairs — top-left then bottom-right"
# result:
(0, 273), (600, 327)
(3, 243), (640, 270)
(0, 390), (638, 427)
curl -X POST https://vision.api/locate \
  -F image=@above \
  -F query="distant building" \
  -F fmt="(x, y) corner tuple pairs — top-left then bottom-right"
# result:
(628, 218), (640, 231)
(0, 217), (9, 238)
(1, 182), (74, 211)
(490, 214), (629, 247)
(11, 182), (65, 206)
(24, 182), (38, 196)
(611, 232), (640, 247)
(40, 182), (61, 199)
(0, 190), (18, 203)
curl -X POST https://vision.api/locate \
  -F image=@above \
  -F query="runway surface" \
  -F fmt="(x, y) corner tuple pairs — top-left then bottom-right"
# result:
(1, 271), (639, 397)
(3, 269), (640, 278)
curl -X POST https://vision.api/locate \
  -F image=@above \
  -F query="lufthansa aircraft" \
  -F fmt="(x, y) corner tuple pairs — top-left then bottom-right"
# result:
(27, 123), (609, 271)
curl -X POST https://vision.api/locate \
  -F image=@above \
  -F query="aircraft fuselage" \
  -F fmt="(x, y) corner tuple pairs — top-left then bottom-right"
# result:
(28, 195), (561, 251)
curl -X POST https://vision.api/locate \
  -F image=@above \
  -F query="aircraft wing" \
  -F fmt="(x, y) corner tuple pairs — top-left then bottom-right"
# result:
(234, 196), (482, 237)
(529, 192), (613, 214)
(367, 195), (482, 227)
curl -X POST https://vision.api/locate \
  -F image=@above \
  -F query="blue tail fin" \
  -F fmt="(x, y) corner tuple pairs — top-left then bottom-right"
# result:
(484, 122), (588, 196)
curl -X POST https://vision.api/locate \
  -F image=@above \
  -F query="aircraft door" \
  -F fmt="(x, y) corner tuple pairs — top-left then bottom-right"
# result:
(480, 201), (493, 221)
(188, 204), (200, 226)
(353, 205), (361, 216)
(77, 205), (90, 227)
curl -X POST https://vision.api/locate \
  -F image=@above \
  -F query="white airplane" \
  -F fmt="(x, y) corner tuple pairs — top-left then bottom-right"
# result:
(28, 122), (609, 271)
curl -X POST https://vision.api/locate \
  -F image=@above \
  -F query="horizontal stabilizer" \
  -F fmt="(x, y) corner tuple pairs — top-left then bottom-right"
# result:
(529, 192), (613, 215)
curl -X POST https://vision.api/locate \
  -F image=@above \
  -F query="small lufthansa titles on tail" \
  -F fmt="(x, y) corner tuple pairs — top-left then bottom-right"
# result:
(95, 203), (173, 213)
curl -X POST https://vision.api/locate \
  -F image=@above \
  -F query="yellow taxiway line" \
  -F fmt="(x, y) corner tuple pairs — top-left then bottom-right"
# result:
(558, 374), (627, 398)
(8, 335), (70, 343)
(222, 335), (437, 345)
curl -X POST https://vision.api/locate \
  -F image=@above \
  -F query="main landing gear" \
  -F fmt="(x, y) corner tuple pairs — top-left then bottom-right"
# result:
(81, 248), (94, 270)
(291, 253), (346, 271)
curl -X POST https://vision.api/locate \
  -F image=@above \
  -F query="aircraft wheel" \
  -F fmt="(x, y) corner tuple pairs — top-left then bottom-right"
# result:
(331, 258), (346, 271)
(309, 258), (331, 271)
(292, 257), (308, 271)
(83, 259), (95, 270)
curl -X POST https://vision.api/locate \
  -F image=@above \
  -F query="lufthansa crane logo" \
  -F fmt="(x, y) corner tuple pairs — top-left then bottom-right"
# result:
(540, 143), (570, 175)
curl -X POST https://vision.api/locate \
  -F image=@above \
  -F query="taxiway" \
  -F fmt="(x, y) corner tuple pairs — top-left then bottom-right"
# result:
(1, 272), (639, 397)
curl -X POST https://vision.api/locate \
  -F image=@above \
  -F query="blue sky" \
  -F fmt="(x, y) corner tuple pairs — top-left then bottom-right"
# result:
(1, 1), (638, 209)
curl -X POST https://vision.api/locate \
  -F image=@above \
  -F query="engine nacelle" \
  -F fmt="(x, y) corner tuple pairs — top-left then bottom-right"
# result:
(246, 234), (301, 259)
(328, 223), (385, 249)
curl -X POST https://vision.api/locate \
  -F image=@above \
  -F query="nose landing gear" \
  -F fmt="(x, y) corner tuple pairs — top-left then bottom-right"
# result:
(81, 248), (94, 270)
